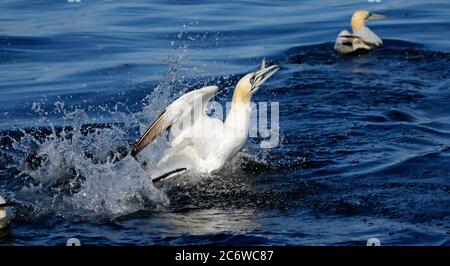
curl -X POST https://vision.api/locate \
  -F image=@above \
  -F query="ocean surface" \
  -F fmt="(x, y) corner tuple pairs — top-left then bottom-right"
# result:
(1, 0), (450, 245)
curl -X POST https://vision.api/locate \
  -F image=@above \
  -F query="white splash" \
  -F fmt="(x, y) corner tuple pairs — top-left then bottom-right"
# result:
(5, 22), (270, 219)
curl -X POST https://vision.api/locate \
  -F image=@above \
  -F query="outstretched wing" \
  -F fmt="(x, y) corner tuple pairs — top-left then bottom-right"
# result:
(130, 85), (219, 158)
(130, 109), (173, 157)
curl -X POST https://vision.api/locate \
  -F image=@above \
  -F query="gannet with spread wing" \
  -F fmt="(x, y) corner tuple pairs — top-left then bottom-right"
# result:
(131, 59), (279, 182)
(335, 10), (386, 54)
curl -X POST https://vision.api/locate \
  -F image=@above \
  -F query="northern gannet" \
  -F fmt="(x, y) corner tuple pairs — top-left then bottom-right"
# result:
(335, 10), (386, 54)
(131, 59), (279, 182)
(0, 195), (14, 229)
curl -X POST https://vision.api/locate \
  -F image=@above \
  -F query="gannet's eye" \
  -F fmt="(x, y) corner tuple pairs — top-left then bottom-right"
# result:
(250, 76), (255, 84)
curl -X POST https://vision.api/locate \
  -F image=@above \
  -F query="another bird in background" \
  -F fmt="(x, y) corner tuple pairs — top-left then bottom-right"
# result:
(131, 59), (279, 183)
(0, 195), (15, 229)
(335, 10), (386, 54)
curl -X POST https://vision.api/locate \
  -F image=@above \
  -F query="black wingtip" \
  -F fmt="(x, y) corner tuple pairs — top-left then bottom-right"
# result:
(152, 168), (187, 183)
(340, 35), (362, 40)
(0, 202), (18, 208)
(130, 149), (138, 160)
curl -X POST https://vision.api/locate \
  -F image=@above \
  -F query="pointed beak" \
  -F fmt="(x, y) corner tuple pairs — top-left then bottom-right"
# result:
(251, 64), (279, 94)
(367, 13), (386, 20)
(260, 58), (266, 71)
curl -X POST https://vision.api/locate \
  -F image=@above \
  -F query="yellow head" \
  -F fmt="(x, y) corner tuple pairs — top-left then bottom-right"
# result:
(232, 62), (279, 104)
(351, 10), (370, 32)
(351, 10), (386, 32)
(232, 73), (254, 104)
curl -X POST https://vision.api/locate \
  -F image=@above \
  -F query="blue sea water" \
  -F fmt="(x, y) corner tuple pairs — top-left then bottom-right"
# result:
(0, 0), (450, 245)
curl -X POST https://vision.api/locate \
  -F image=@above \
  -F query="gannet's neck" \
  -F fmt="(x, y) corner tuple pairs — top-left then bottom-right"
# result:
(231, 89), (251, 105)
(201, 92), (251, 173)
(351, 10), (371, 33)
(226, 86), (252, 132)
(352, 18), (366, 33)
(230, 99), (251, 111)
(229, 89), (252, 126)
(231, 74), (254, 105)
(226, 100), (251, 127)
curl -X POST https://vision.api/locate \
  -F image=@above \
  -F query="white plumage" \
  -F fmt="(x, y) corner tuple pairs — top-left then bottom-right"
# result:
(131, 60), (279, 182)
(335, 10), (386, 54)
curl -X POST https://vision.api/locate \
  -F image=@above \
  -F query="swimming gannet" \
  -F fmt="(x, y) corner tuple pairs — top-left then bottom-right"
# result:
(335, 10), (386, 54)
(131, 59), (279, 182)
(0, 195), (14, 229)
